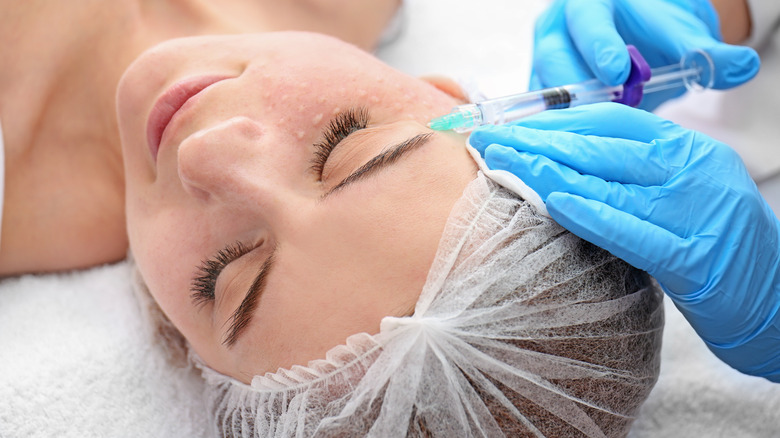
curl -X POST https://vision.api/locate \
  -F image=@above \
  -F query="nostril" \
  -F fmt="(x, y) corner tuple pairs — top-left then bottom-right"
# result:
(180, 177), (212, 202)
(177, 132), (229, 200)
(177, 139), (214, 201)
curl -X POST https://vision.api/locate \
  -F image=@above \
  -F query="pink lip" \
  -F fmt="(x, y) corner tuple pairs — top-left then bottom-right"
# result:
(146, 75), (231, 162)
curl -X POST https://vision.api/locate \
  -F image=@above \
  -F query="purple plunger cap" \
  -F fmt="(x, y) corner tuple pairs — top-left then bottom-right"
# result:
(615, 45), (652, 107)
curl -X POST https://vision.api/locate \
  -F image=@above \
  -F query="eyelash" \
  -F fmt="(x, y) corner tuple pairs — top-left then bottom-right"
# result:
(191, 241), (252, 307)
(310, 107), (369, 180)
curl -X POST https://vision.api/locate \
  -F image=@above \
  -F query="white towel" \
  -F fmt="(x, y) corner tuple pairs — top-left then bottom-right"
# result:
(0, 262), (208, 438)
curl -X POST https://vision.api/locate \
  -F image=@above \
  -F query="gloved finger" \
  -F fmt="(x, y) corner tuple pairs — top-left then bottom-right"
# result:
(545, 192), (698, 292)
(483, 144), (596, 200)
(705, 43), (760, 90)
(528, 69), (544, 91)
(484, 144), (697, 256)
(482, 144), (664, 220)
(532, 33), (595, 87)
(565, 0), (631, 86)
(640, 23), (760, 90)
(531, 1), (595, 88)
(504, 103), (687, 141)
(473, 124), (675, 187)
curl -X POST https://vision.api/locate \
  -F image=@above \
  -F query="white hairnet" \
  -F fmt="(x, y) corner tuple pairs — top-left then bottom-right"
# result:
(195, 172), (664, 437)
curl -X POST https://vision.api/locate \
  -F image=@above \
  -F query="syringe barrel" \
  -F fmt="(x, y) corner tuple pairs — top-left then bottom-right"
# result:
(562, 79), (624, 106)
(475, 80), (623, 127)
(454, 50), (713, 130)
(475, 92), (548, 126)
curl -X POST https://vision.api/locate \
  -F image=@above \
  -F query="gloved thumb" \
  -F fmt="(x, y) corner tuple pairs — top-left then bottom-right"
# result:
(706, 43), (760, 89)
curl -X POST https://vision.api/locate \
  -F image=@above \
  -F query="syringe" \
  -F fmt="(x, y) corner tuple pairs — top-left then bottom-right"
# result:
(429, 47), (715, 133)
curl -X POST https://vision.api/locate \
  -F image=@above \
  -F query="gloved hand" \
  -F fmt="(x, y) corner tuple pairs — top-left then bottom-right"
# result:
(469, 103), (780, 381)
(531, 0), (761, 110)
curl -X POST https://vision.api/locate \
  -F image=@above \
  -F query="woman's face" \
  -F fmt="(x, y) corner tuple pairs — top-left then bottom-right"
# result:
(117, 32), (477, 383)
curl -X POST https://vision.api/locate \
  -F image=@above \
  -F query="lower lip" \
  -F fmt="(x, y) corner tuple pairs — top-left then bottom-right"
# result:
(146, 75), (231, 162)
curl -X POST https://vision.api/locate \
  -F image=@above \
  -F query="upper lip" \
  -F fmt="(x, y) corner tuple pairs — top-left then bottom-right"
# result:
(146, 75), (231, 162)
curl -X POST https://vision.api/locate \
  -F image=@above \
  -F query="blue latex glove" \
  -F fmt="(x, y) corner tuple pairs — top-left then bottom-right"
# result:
(531, 0), (761, 110)
(469, 103), (780, 381)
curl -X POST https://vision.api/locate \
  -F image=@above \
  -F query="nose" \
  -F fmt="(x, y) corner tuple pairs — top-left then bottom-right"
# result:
(177, 116), (274, 204)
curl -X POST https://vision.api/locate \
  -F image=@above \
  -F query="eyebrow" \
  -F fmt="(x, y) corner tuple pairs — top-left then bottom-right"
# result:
(323, 132), (434, 198)
(222, 245), (278, 347)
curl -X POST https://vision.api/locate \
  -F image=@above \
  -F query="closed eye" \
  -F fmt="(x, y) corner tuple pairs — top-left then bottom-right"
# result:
(190, 241), (252, 308)
(310, 107), (369, 180)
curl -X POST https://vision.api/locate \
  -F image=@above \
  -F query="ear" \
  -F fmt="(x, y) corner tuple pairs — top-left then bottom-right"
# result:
(420, 75), (469, 104)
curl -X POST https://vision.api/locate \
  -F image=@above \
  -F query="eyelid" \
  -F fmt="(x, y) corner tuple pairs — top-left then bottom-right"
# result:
(222, 244), (278, 347)
(191, 241), (252, 309)
(319, 119), (435, 182)
(324, 132), (434, 197)
(319, 127), (388, 182)
(213, 265), (248, 310)
(311, 108), (369, 179)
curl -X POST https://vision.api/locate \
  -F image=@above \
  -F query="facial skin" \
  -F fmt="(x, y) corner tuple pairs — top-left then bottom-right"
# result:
(117, 32), (478, 384)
